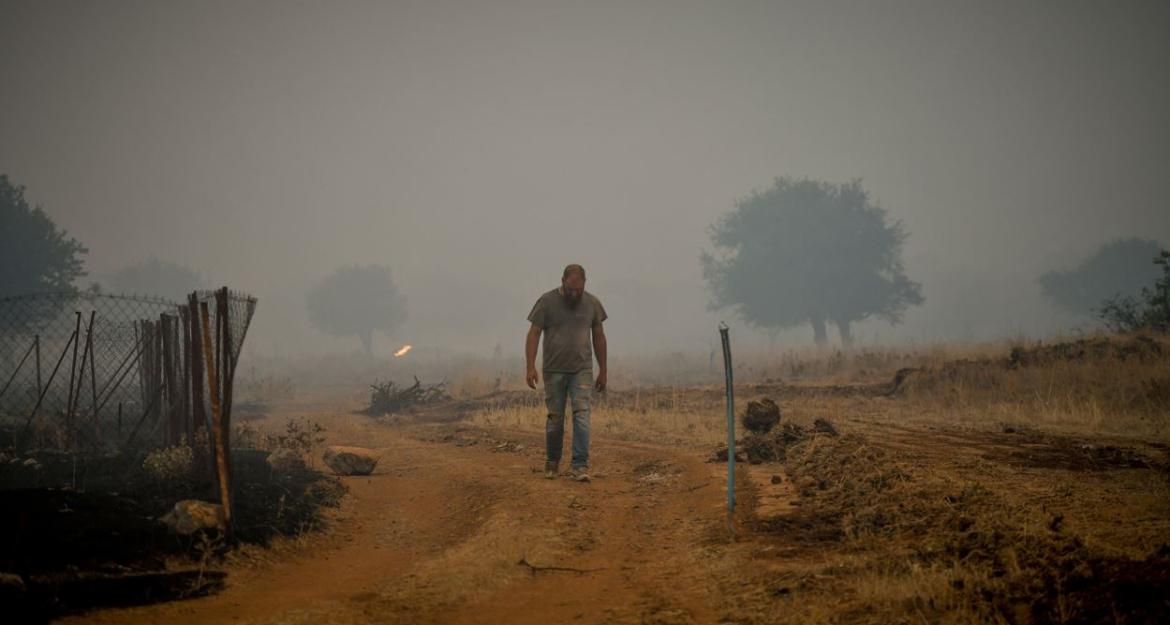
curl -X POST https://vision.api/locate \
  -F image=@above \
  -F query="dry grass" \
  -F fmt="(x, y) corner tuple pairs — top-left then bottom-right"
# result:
(464, 334), (1170, 447)
(469, 384), (730, 450)
(461, 333), (1170, 624)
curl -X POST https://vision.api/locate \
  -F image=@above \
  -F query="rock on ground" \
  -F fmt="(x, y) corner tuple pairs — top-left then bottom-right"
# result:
(267, 448), (308, 473)
(742, 398), (781, 433)
(812, 418), (839, 437)
(160, 500), (225, 535)
(323, 446), (379, 476)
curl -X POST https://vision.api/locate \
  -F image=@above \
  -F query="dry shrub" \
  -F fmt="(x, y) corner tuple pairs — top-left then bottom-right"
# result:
(142, 444), (193, 482)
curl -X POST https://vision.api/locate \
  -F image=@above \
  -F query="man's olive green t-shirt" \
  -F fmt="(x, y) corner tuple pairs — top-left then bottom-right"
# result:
(527, 288), (607, 373)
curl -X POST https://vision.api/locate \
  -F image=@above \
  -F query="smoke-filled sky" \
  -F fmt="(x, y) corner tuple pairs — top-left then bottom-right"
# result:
(3, 0), (1169, 359)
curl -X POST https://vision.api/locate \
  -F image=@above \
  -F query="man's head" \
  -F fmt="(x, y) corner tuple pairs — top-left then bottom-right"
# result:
(561, 264), (586, 308)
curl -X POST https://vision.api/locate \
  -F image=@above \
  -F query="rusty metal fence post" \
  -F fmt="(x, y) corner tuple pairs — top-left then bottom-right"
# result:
(200, 300), (233, 537)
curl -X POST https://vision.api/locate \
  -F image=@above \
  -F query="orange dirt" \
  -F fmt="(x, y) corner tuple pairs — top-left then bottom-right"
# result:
(59, 415), (740, 625)
(55, 390), (1170, 625)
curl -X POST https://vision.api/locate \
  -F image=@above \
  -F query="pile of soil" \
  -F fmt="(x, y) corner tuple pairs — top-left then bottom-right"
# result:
(753, 432), (1170, 624)
(1008, 335), (1165, 368)
(742, 399), (781, 433)
(710, 396), (842, 464)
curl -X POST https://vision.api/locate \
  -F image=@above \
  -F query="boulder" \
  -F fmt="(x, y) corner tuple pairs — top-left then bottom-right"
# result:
(742, 398), (781, 433)
(267, 448), (307, 473)
(160, 500), (225, 535)
(323, 446), (379, 476)
(0, 572), (25, 612)
(0, 571), (26, 593)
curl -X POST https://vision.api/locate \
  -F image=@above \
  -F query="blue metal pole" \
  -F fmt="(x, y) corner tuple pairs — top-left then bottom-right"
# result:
(718, 323), (735, 533)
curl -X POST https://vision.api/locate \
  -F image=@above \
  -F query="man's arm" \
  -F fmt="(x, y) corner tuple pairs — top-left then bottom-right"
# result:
(592, 323), (607, 392)
(525, 323), (542, 389)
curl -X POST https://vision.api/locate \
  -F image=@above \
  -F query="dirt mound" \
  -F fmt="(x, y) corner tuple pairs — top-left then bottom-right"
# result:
(888, 367), (922, 395)
(1008, 335), (1166, 368)
(753, 432), (1170, 624)
(712, 418), (839, 465)
(742, 398), (781, 433)
(982, 437), (1157, 472)
(811, 418), (838, 437)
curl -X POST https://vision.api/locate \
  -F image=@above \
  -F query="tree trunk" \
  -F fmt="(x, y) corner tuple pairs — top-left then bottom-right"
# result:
(359, 330), (373, 355)
(835, 318), (854, 350)
(811, 317), (828, 348)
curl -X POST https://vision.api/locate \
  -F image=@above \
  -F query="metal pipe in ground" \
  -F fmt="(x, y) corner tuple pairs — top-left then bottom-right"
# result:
(719, 322), (736, 537)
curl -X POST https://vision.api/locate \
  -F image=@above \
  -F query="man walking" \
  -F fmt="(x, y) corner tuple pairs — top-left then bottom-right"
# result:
(525, 264), (607, 482)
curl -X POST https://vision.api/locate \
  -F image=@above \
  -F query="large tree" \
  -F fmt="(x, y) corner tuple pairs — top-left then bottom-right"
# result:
(701, 177), (923, 347)
(102, 258), (205, 301)
(306, 264), (407, 354)
(0, 175), (88, 298)
(1038, 237), (1164, 317)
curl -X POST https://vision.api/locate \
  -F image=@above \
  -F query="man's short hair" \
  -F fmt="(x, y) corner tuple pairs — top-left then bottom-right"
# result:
(562, 264), (586, 281)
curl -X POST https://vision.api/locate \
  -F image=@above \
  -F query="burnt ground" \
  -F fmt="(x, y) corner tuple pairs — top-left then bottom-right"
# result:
(0, 442), (343, 624)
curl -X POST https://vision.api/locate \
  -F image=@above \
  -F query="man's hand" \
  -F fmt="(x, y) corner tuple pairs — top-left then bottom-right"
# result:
(594, 369), (607, 392)
(525, 324), (542, 390)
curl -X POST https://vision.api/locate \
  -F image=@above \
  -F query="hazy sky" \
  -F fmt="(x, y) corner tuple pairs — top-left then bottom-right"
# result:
(3, 0), (1169, 358)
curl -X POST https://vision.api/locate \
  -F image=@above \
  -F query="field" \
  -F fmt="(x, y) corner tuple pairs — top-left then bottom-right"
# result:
(34, 335), (1170, 624)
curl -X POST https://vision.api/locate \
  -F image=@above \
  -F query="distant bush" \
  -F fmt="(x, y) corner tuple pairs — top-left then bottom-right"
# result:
(1098, 250), (1170, 333)
(1040, 238), (1164, 317)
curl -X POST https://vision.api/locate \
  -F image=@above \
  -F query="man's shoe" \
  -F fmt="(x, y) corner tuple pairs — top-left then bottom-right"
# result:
(570, 467), (591, 482)
(544, 461), (559, 479)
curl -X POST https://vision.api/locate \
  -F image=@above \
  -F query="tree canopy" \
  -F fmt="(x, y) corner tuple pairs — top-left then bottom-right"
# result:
(306, 264), (407, 354)
(0, 175), (88, 299)
(1038, 237), (1164, 317)
(701, 177), (922, 347)
(101, 258), (206, 301)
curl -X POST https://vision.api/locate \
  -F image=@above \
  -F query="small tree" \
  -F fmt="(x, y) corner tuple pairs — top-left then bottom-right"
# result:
(306, 264), (407, 354)
(0, 175), (88, 298)
(701, 177), (922, 347)
(1039, 238), (1163, 317)
(1098, 250), (1170, 334)
(102, 258), (205, 301)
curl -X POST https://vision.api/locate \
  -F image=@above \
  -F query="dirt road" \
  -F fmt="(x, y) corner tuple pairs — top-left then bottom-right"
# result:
(61, 418), (739, 625)
(55, 389), (1170, 625)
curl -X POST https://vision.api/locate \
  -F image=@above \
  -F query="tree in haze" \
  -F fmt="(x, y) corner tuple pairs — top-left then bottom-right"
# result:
(0, 175), (88, 299)
(102, 258), (206, 301)
(306, 264), (407, 354)
(701, 177), (923, 348)
(1038, 237), (1164, 317)
(1097, 249), (1170, 334)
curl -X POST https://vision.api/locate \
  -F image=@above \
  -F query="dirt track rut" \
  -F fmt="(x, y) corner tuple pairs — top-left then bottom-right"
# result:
(62, 422), (734, 625)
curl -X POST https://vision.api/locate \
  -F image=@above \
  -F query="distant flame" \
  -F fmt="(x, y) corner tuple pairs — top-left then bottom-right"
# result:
(394, 344), (412, 357)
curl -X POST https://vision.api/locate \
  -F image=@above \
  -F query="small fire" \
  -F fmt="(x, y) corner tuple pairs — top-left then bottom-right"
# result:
(394, 344), (413, 358)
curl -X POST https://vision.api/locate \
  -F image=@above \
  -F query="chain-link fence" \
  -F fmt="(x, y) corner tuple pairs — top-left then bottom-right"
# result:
(0, 289), (256, 453)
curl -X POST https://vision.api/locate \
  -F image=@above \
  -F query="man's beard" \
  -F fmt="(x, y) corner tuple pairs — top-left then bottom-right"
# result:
(563, 292), (582, 309)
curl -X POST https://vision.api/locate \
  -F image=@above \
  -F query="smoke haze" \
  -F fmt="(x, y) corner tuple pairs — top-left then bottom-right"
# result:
(3, 0), (1169, 360)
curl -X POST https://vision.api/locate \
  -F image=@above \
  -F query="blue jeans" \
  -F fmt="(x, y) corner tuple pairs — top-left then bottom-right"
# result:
(543, 369), (592, 470)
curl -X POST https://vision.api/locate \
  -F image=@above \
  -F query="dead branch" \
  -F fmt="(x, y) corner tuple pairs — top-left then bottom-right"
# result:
(366, 375), (449, 415)
(516, 555), (605, 576)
